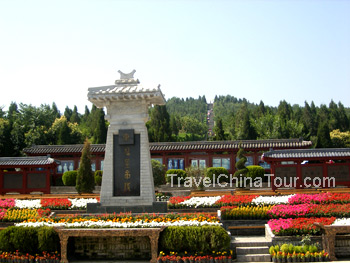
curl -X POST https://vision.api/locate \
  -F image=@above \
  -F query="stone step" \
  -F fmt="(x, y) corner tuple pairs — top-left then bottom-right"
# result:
(236, 253), (271, 262)
(231, 236), (271, 248)
(236, 246), (270, 255)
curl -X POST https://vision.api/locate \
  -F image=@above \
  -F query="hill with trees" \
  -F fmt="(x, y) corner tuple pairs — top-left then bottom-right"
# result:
(1, 95), (350, 157)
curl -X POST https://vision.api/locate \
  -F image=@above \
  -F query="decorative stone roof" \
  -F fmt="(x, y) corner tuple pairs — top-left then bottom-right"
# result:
(0, 156), (59, 166)
(262, 148), (350, 160)
(23, 139), (312, 155)
(87, 70), (165, 108)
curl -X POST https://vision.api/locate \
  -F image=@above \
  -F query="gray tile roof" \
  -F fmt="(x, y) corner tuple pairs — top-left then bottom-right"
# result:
(149, 139), (311, 151)
(263, 148), (350, 160)
(0, 156), (58, 166)
(23, 139), (312, 155)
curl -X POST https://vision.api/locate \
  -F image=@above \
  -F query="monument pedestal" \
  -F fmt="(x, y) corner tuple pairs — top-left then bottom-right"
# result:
(87, 202), (168, 213)
(87, 70), (167, 213)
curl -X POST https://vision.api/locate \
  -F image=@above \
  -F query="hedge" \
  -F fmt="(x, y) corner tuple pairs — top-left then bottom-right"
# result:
(159, 226), (230, 254)
(206, 167), (229, 183)
(246, 165), (265, 180)
(94, 170), (103, 186)
(152, 160), (167, 186)
(0, 226), (60, 254)
(165, 169), (187, 184)
(62, 170), (77, 186)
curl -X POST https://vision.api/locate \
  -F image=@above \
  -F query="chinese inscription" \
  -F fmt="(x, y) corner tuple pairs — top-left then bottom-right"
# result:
(113, 129), (140, 196)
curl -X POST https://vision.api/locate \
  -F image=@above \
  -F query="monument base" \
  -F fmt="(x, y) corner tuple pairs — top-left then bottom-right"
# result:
(87, 202), (168, 214)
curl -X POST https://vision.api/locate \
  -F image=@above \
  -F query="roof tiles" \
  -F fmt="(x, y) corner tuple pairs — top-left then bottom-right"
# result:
(23, 139), (312, 155)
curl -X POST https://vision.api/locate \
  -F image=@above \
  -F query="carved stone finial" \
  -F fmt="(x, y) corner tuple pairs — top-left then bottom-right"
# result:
(118, 69), (136, 79)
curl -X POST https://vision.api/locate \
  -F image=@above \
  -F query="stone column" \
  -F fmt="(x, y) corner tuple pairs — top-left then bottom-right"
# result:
(87, 70), (167, 213)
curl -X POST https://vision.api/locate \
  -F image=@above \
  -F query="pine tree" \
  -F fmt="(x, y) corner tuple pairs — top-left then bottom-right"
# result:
(316, 122), (332, 148)
(214, 117), (225, 140)
(64, 106), (73, 121)
(76, 139), (95, 194)
(148, 105), (171, 142)
(93, 109), (107, 144)
(57, 120), (71, 145)
(70, 105), (81, 124)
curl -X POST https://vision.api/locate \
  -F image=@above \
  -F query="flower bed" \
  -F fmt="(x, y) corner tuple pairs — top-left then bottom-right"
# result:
(267, 217), (336, 236)
(169, 193), (350, 209)
(267, 203), (350, 219)
(15, 212), (220, 228)
(0, 198), (98, 210)
(0, 251), (60, 263)
(220, 205), (271, 220)
(0, 208), (50, 222)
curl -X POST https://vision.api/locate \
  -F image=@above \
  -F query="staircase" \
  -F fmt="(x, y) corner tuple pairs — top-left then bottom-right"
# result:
(231, 236), (271, 262)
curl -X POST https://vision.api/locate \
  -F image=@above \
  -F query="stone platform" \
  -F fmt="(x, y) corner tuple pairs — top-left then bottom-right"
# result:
(87, 202), (167, 213)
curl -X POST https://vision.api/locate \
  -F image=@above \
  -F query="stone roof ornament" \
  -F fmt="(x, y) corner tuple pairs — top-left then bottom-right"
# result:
(118, 69), (136, 79)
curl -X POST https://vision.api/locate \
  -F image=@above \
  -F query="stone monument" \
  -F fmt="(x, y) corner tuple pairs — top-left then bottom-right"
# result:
(87, 70), (167, 213)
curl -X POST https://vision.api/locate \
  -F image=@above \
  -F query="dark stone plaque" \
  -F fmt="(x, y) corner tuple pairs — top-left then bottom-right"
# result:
(327, 165), (350, 182)
(27, 173), (46, 189)
(275, 166), (297, 180)
(113, 130), (140, 196)
(4, 173), (23, 189)
(302, 165), (323, 181)
(118, 129), (134, 145)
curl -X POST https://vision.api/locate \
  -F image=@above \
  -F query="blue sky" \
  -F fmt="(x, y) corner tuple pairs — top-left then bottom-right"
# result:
(1, 0), (349, 113)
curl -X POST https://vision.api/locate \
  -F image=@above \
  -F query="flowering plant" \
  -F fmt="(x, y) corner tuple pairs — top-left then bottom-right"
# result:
(268, 217), (336, 236)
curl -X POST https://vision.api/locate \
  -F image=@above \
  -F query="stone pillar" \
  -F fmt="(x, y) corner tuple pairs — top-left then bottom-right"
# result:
(87, 70), (167, 213)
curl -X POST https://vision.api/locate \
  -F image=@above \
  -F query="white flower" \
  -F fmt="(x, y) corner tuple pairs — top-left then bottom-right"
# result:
(179, 196), (222, 208)
(68, 198), (98, 209)
(15, 220), (222, 228)
(15, 199), (41, 209)
(251, 195), (295, 205)
(332, 218), (350, 226)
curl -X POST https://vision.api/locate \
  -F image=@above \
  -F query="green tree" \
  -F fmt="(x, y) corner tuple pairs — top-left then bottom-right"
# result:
(169, 114), (180, 137)
(152, 159), (167, 186)
(64, 106), (73, 121)
(0, 118), (12, 157)
(330, 129), (350, 148)
(76, 139), (95, 194)
(235, 102), (256, 140)
(48, 116), (84, 145)
(92, 108), (107, 144)
(214, 117), (225, 140)
(148, 105), (171, 142)
(70, 105), (81, 124)
(302, 101), (317, 139)
(58, 120), (71, 145)
(316, 122), (332, 148)
(181, 116), (207, 139)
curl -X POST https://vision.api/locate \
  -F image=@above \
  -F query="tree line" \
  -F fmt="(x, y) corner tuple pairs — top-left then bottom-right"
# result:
(0, 102), (107, 157)
(1, 95), (350, 157)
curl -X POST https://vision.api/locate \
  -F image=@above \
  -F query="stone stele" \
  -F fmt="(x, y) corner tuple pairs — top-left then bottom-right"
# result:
(87, 70), (166, 213)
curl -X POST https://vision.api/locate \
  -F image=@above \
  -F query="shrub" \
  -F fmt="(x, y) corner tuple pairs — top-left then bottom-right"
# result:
(94, 170), (103, 186)
(62, 170), (77, 186)
(152, 160), (167, 186)
(37, 226), (60, 253)
(206, 167), (229, 183)
(9, 226), (38, 254)
(0, 226), (15, 252)
(165, 169), (187, 184)
(0, 226), (60, 254)
(159, 226), (230, 254)
(76, 139), (95, 194)
(247, 165), (265, 180)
